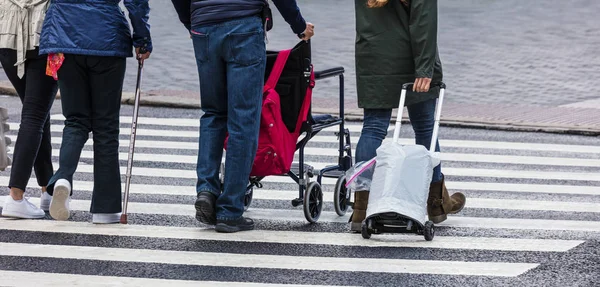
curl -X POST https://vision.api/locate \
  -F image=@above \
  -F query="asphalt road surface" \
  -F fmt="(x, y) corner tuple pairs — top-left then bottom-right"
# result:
(1, 95), (599, 286)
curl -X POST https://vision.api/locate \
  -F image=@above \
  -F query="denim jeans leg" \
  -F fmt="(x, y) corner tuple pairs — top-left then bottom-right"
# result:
(217, 18), (266, 221)
(355, 109), (393, 163)
(192, 26), (228, 198)
(88, 56), (126, 214)
(46, 55), (92, 196)
(407, 98), (442, 183)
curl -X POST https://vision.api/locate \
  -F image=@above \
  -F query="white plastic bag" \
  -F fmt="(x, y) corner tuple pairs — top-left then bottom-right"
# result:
(365, 141), (440, 225)
(344, 158), (376, 192)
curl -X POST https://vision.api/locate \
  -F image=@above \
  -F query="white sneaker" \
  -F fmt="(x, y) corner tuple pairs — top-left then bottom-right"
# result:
(1, 196), (46, 219)
(92, 213), (121, 224)
(49, 179), (71, 221)
(40, 192), (52, 212)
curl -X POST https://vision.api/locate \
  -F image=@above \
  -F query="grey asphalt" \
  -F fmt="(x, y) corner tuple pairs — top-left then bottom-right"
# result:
(4, 0), (599, 107)
(1, 95), (600, 286)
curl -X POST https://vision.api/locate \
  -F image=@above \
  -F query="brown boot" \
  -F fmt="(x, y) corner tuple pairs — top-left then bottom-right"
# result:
(349, 190), (369, 232)
(427, 175), (466, 224)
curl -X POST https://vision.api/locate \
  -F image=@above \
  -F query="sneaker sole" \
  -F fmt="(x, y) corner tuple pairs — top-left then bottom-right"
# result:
(194, 198), (216, 225)
(49, 186), (70, 221)
(1, 210), (45, 219)
(215, 223), (254, 233)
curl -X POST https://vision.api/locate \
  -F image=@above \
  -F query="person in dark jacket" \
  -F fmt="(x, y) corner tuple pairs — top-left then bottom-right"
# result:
(171, 0), (314, 233)
(349, 0), (466, 232)
(38, 0), (152, 224)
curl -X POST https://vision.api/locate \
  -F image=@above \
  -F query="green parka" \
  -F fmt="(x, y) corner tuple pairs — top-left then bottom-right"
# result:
(355, 0), (443, 109)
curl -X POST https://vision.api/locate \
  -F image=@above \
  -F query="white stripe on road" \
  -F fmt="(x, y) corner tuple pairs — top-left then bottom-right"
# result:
(21, 147), (600, 168)
(4, 160), (600, 185)
(0, 270), (353, 287)
(2, 175), (598, 213)
(0, 219), (583, 252)
(3, 199), (600, 232)
(466, 198), (600, 213)
(8, 133), (600, 158)
(446, 181), (600, 196)
(9, 123), (600, 154)
(2, 176), (598, 210)
(42, 162), (600, 183)
(0, 242), (538, 277)
(11, 123), (363, 138)
(49, 114), (374, 133)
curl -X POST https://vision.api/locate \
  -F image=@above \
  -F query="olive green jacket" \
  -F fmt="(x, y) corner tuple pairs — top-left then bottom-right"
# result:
(355, 0), (443, 109)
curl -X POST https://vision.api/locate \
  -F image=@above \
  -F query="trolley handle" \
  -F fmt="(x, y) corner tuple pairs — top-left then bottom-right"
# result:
(402, 82), (446, 90)
(392, 81), (446, 155)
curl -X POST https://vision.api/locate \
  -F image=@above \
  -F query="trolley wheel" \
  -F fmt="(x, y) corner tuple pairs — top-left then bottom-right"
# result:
(424, 221), (435, 241)
(303, 182), (323, 223)
(243, 187), (253, 211)
(334, 176), (350, 216)
(361, 220), (371, 239)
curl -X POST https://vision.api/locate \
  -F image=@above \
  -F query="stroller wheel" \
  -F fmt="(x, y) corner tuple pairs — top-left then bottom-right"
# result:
(361, 221), (371, 239)
(334, 176), (349, 216)
(303, 182), (323, 223)
(424, 221), (435, 241)
(243, 187), (253, 211)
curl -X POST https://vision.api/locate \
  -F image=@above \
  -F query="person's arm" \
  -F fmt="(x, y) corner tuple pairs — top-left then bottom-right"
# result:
(170, 0), (192, 31)
(409, 0), (438, 92)
(123, 0), (153, 55)
(270, 0), (307, 36)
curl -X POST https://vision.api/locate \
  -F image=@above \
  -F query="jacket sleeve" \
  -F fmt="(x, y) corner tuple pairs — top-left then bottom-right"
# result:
(409, 0), (438, 79)
(170, 0), (192, 31)
(271, 0), (306, 35)
(124, 0), (153, 52)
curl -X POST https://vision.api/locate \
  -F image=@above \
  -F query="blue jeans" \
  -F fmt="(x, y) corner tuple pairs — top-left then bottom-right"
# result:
(191, 17), (266, 221)
(355, 98), (443, 183)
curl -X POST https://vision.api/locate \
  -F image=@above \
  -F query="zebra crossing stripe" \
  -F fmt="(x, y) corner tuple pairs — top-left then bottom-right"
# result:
(16, 162), (599, 183)
(23, 148), (600, 168)
(3, 199), (600, 231)
(10, 122), (600, 154)
(2, 176), (599, 197)
(0, 219), (584, 252)
(0, 270), (346, 287)
(0, 242), (539, 277)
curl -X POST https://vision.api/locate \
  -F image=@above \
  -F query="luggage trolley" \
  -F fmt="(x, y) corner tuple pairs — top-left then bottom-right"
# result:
(360, 82), (446, 241)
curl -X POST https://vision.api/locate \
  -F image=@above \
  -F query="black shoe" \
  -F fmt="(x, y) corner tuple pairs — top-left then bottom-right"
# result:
(195, 192), (216, 225)
(215, 217), (254, 233)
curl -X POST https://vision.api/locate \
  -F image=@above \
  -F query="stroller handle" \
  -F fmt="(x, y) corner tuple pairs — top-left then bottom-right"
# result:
(314, 67), (345, 80)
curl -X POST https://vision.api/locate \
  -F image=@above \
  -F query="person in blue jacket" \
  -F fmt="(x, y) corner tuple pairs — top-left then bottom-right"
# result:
(38, 0), (152, 224)
(171, 0), (314, 233)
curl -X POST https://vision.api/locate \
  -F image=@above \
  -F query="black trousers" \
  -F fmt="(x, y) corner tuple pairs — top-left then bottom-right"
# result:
(0, 48), (58, 191)
(46, 54), (126, 214)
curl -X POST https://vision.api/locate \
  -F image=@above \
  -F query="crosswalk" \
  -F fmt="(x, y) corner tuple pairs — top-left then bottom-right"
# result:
(1, 113), (599, 286)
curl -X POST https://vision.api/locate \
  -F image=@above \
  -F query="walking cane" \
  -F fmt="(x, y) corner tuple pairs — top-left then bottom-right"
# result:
(120, 48), (147, 224)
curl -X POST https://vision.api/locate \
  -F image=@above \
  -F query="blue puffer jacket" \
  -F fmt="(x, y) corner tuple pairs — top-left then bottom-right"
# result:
(39, 0), (152, 58)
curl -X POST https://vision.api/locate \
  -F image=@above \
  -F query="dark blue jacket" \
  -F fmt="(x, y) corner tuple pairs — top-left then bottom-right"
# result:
(39, 0), (152, 58)
(171, 0), (306, 35)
